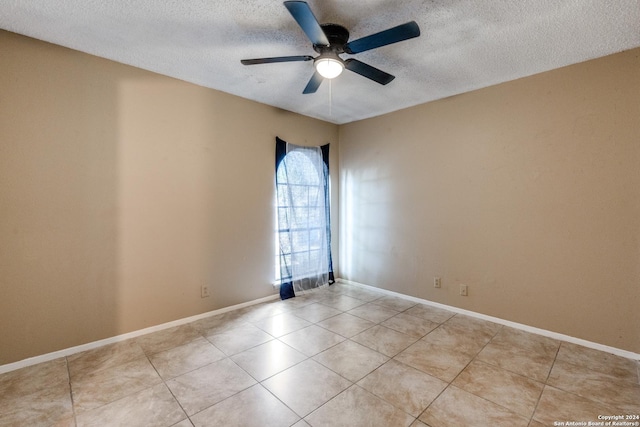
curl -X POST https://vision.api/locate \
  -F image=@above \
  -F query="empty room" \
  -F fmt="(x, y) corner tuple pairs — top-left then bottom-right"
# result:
(1, 1), (639, 426)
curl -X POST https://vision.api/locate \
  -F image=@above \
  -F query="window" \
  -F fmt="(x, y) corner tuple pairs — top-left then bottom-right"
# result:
(275, 137), (333, 299)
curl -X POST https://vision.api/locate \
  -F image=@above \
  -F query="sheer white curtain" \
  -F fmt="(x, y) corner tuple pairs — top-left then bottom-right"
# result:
(276, 138), (333, 298)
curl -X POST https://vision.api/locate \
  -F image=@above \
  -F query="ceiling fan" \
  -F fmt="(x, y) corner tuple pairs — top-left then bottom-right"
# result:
(241, 1), (420, 94)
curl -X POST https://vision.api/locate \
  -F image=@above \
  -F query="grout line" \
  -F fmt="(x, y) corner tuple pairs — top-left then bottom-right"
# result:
(544, 342), (562, 384)
(526, 338), (562, 424)
(64, 356), (79, 427)
(257, 382), (305, 424)
(145, 352), (191, 424)
(529, 384), (548, 426)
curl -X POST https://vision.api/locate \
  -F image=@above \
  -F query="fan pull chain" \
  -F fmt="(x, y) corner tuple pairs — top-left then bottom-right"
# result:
(329, 78), (332, 117)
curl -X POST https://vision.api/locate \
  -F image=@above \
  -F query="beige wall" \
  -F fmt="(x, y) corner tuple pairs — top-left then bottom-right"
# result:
(339, 48), (640, 353)
(0, 30), (339, 365)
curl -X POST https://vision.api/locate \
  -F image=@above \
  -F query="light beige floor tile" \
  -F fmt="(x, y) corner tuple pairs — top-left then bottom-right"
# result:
(291, 303), (342, 323)
(136, 324), (202, 355)
(68, 340), (146, 380)
(292, 420), (311, 427)
(324, 282), (352, 292)
(205, 323), (273, 356)
(313, 340), (389, 382)
(410, 421), (431, 427)
(305, 385), (414, 427)
(299, 295), (328, 307)
(50, 415), (76, 427)
(235, 301), (288, 323)
(358, 359), (447, 417)
(0, 358), (69, 397)
(323, 282), (346, 291)
(317, 313), (375, 338)
(442, 314), (502, 341)
(556, 341), (639, 382)
(172, 420), (194, 427)
(419, 386), (529, 427)
(230, 339), (306, 381)
(422, 323), (492, 357)
(476, 328), (558, 382)
(373, 295), (417, 312)
(253, 311), (312, 337)
(0, 379), (73, 427)
(278, 295), (316, 311)
(166, 358), (256, 416)
(394, 339), (474, 382)
(338, 287), (384, 303)
(452, 360), (544, 418)
(76, 383), (186, 427)
(547, 358), (640, 413)
(71, 357), (162, 412)
(347, 303), (399, 324)
(490, 327), (560, 357)
(476, 344), (555, 382)
(295, 287), (329, 300)
(190, 384), (299, 427)
(191, 312), (248, 335)
(382, 313), (439, 338)
(317, 294), (368, 311)
(404, 304), (455, 324)
(279, 325), (345, 356)
(532, 385), (618, 426)
(351, 325), (417, 357)
(149, 336), (226, 380)
(528, 421), (545, 427)
(263, 359), (351, 417)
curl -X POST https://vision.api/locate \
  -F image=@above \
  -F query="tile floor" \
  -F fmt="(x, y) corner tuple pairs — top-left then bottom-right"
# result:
(1, 282), (638, 427)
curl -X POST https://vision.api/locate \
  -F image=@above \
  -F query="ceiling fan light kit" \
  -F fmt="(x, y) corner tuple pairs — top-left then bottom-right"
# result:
(241, 0), (420, 94)
(315, 54), (344, 79)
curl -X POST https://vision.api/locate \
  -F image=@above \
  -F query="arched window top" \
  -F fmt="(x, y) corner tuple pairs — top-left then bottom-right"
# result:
(277, 149), (323, 187)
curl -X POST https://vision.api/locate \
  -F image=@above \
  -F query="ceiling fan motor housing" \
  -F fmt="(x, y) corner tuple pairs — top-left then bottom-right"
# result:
(314, 23), (350, 54)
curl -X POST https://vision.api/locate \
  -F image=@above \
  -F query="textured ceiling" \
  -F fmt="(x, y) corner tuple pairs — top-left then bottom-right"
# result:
(1, 0), (639, 124)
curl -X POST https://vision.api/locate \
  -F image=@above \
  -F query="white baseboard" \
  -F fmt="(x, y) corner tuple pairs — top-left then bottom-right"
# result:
(338, 278), (640, 361)
(0, 294), (279, 375)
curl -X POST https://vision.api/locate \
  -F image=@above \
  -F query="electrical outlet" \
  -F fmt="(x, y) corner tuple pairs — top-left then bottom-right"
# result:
(201, 285), (210, 298)
(434, 277), (441, 288)
(460, 284), (468, 296)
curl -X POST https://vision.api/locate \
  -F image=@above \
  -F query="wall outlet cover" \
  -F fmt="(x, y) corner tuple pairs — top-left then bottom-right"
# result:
(460, 284), (468, 296)
(201, 285), (210, 298)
